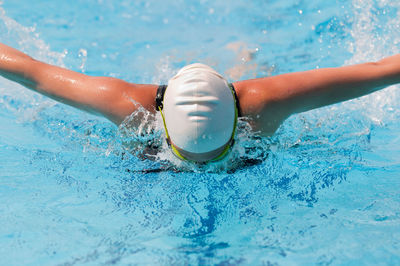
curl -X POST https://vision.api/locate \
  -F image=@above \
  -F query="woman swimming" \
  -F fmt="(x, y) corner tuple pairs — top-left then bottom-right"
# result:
(1, 42), (399, 163)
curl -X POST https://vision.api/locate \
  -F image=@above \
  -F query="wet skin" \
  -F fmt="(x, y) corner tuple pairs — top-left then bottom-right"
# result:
(1, 42), (400, 138)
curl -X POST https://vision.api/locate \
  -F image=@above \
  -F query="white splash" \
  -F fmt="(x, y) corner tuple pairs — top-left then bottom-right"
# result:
(0, 6), (66, 121)
(342, 0), (400, 124)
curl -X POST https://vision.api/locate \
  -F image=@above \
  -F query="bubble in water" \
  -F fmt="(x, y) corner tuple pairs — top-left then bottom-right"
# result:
(78, 48), (87, 72)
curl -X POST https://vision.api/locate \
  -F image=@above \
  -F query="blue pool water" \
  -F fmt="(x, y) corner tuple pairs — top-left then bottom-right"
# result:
(1, 0), (400, 264)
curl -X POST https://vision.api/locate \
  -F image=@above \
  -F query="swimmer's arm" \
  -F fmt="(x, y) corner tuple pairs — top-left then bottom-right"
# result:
(0, 43), (157, 125)
(235, 54), (400, 135)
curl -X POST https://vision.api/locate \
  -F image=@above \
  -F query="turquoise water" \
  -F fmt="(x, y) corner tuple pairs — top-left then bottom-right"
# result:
(1, 0), (400, 264)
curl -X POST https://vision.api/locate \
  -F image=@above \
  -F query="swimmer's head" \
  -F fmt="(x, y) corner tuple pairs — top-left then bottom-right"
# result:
(159, 63), (238, 163)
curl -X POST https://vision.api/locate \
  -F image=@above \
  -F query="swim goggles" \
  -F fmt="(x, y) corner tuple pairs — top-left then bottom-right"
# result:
(155, 83), (240, 163)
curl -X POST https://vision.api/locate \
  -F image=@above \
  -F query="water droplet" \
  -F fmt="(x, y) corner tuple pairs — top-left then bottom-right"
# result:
(78, 48), (87, 57)
(78, 49), (87, 72)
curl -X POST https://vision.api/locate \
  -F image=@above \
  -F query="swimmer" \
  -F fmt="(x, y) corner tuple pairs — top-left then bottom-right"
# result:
(1, 42), (400, 163)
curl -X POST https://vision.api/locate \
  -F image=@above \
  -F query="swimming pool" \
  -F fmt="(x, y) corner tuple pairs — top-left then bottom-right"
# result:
(1, 0), (400, 264)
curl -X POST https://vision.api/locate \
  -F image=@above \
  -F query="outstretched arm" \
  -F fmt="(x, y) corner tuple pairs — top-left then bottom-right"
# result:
(0, 43), (157, 125)
(234, 55), (400, 136)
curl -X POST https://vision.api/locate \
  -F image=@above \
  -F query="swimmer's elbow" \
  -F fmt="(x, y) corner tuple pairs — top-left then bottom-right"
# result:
(374, 54), (400, 73)
(366, 57), (400, 86)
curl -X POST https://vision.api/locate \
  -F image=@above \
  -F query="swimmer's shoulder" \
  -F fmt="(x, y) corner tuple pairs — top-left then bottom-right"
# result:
(233, 76), (291, 136)
(97, 80), (158, 124)
(119, 82), (158, 113)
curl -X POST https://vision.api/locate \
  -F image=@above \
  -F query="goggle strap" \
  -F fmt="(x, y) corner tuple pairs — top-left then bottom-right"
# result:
(155, 85), (167, 111)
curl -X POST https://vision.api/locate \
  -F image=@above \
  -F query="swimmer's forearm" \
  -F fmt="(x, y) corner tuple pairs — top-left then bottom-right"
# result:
(0, 43), (32, 62)
(0, 43), (93, 111)
(0, 43), (116, 120)
(285, 56), (400, 113)
(0, 43), (158, 125)
(0, 43), (37, 87)
(236, 54), (400, 135)
(250, 55), (400, 114)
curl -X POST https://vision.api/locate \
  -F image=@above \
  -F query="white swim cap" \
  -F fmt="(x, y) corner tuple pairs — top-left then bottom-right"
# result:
(163, 63), (236, 161)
